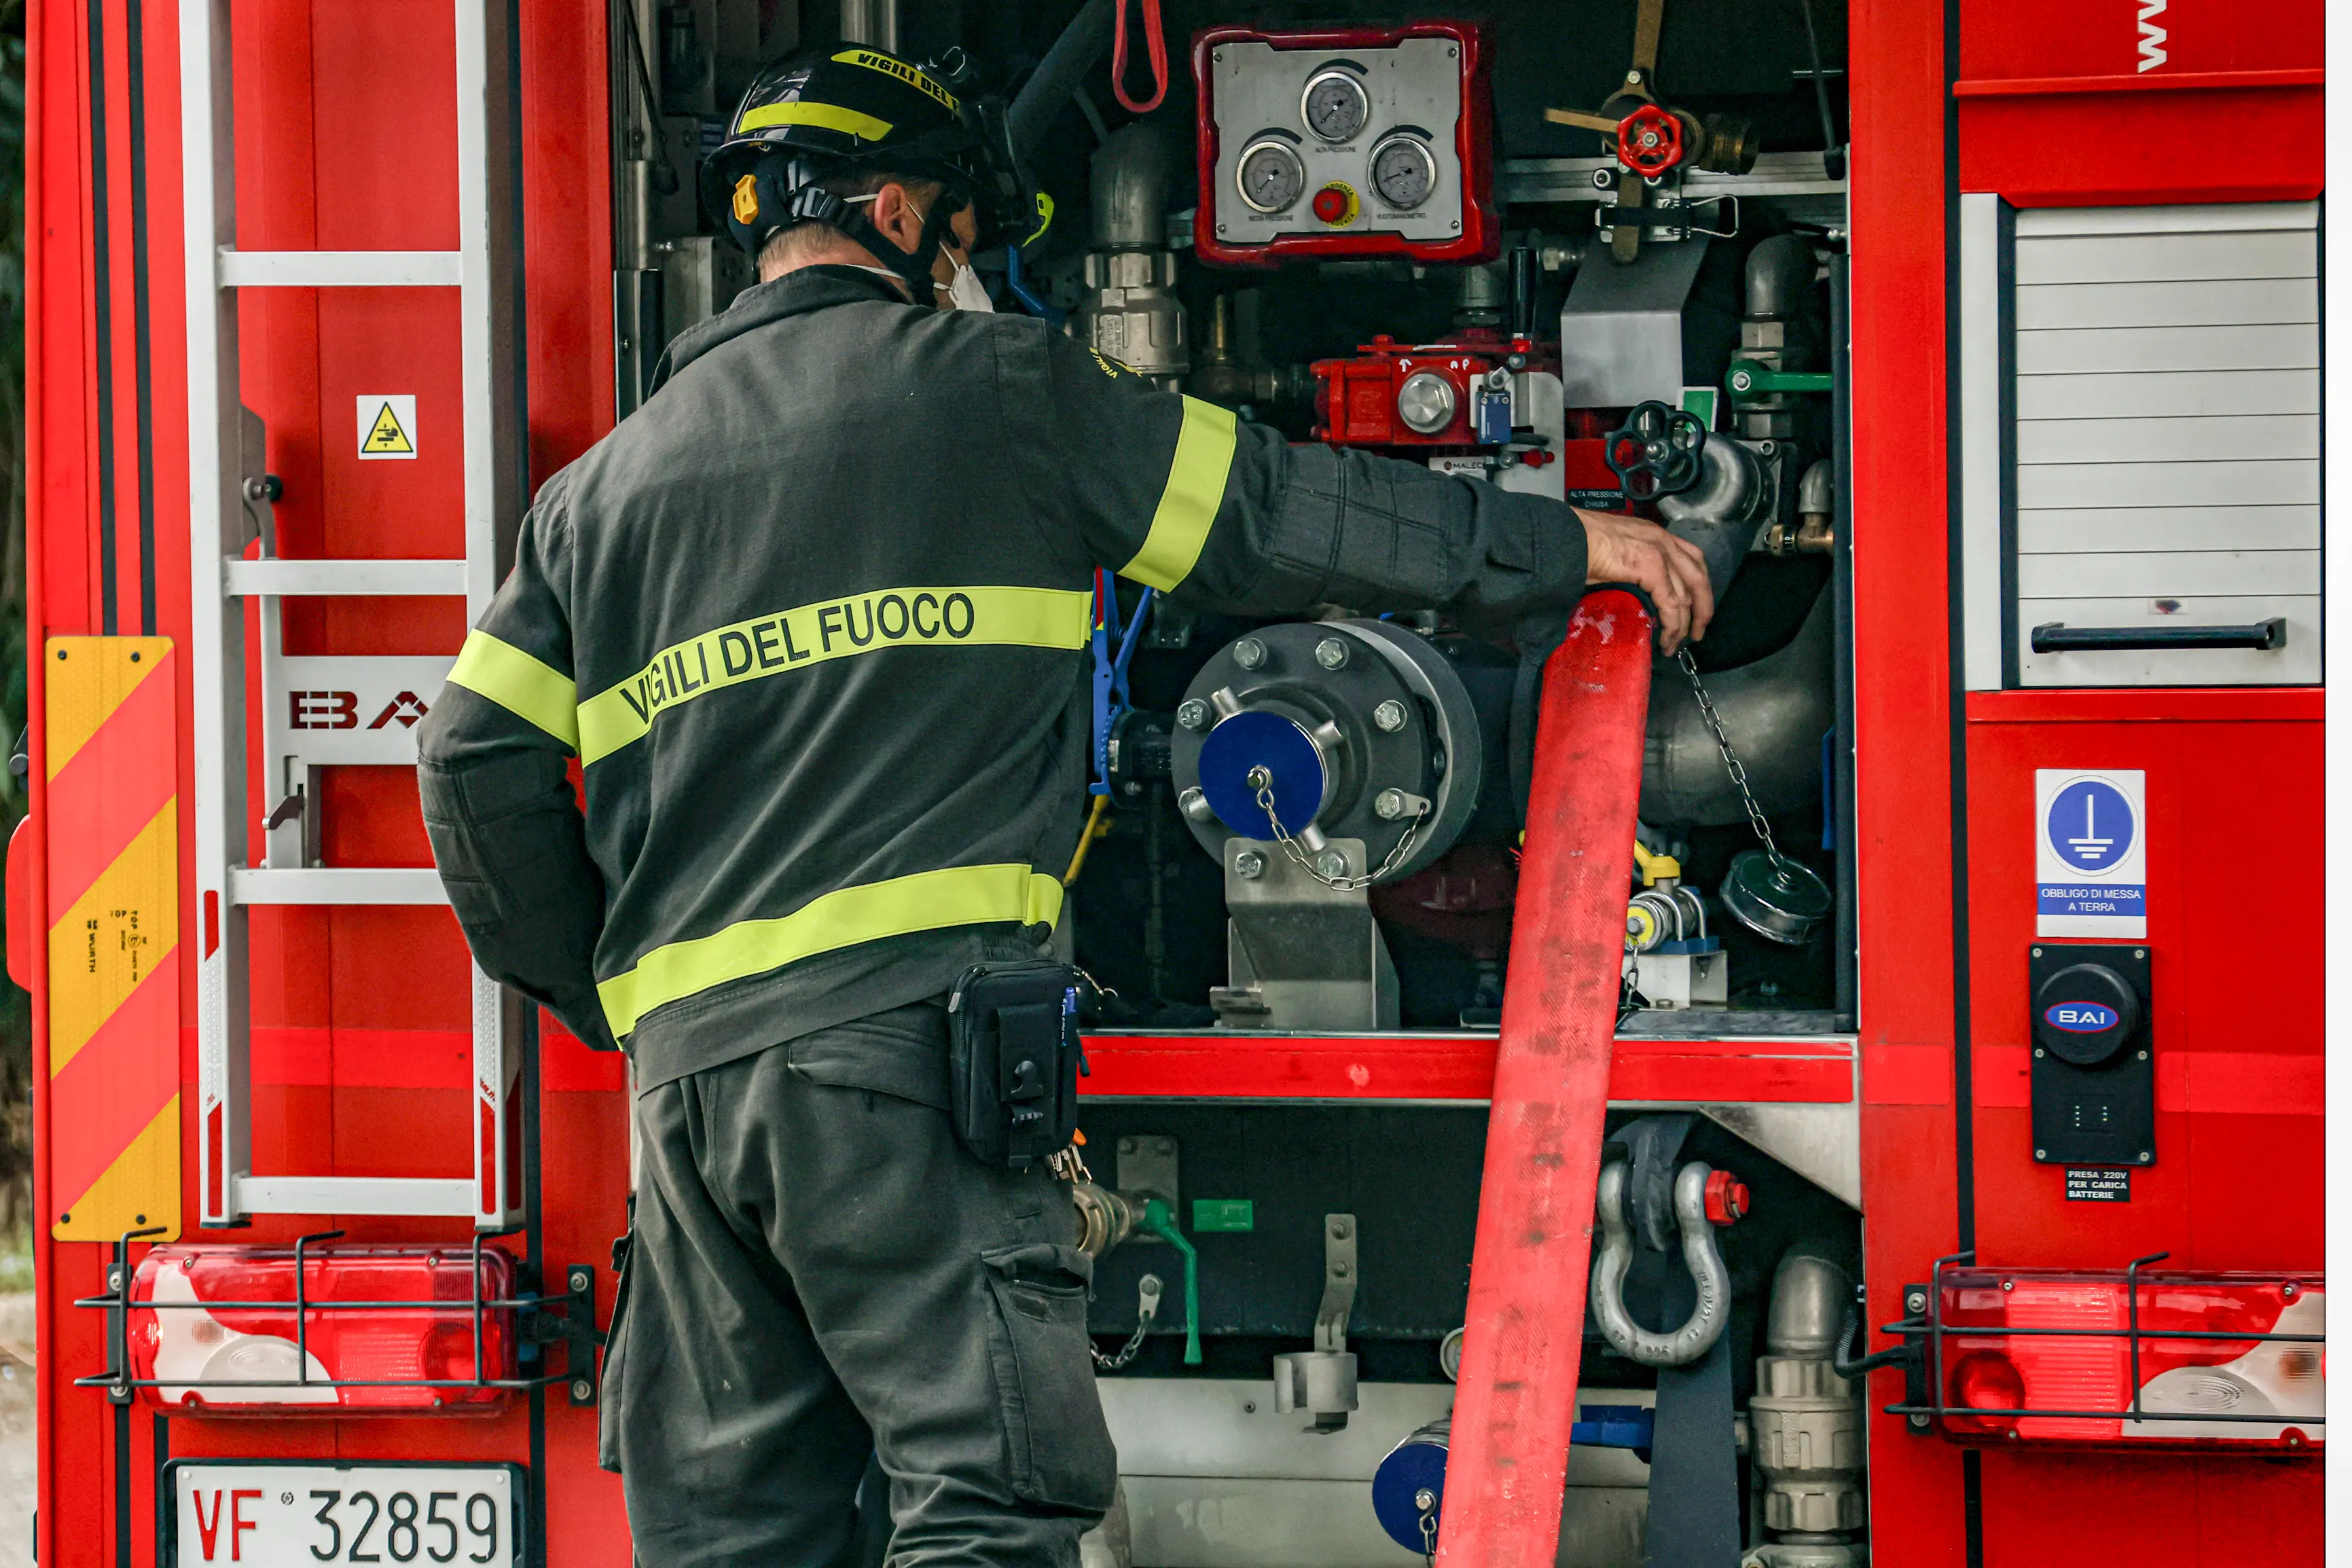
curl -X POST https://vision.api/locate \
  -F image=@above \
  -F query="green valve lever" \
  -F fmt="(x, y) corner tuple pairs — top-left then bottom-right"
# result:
(1141, 1197), (1202, 1365)
(1726, 358), (1834, 401)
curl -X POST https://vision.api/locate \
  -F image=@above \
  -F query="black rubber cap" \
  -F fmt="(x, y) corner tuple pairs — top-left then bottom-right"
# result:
(2033, 962), (2138, 1066)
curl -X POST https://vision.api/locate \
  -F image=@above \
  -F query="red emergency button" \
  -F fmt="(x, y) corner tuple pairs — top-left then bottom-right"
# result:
(1311, 183), (1358, 226)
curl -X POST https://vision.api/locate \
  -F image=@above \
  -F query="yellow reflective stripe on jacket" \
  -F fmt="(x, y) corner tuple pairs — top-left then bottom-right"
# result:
(735, 100), (894, 141)
(446, 631), (580, 750)
(576, 585), (1093, 765)
(598, 863), (1066, 1038)
(1119, 397), (1238, 592)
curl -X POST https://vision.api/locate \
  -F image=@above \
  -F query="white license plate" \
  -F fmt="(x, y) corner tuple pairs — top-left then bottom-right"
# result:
(168, 1463), (521, 1567)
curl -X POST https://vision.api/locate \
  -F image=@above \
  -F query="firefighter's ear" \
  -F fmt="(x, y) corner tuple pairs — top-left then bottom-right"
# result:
(865, 181), (929, 256)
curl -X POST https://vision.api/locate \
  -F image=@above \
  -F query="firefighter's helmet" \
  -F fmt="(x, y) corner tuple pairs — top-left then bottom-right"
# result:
(700, 46), (1051, 295)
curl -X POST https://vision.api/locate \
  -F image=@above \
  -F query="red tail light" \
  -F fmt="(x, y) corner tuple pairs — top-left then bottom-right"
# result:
(1947, 1351), (2027, 1436)
(128, 1244), (518, 1415)
(1926, 1266), (2321, 1451)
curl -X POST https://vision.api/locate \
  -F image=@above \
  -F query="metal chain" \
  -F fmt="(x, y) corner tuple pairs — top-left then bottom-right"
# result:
(1418, 1501), (1439, 1567)
(1676, 646), (1784, 864)
(1091, 1316), (1153, 1371)
(1250, 769), (1424, 892)
(1091, 1275), (1163, 1371)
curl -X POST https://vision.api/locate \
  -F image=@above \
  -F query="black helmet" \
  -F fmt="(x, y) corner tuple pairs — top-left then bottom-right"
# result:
(701, 47), (1051, 295)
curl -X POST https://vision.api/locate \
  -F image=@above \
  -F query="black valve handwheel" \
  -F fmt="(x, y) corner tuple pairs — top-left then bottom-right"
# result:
(1604, 400), (1707, 500)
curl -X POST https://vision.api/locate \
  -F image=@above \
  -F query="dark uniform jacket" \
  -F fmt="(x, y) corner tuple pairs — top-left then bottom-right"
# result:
(418, 266), (1589, 1091)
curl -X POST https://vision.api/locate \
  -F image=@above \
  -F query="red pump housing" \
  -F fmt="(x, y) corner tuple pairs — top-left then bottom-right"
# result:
(1311, 336), (1513, 448)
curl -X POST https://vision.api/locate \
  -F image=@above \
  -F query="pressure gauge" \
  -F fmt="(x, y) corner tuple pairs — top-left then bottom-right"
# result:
(1236, 139), (1306, 213)
(1369, 134), (1438, 211)
(1301, 68), (1371, 143)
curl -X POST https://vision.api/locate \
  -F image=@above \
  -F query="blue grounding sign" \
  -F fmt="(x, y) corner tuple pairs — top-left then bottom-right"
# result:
(2046, 778), (2135, 875)
(2034, 769), (2146, 938)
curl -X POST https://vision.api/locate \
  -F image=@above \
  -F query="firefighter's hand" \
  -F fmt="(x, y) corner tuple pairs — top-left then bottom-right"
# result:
(1576, 509), (1715, 654)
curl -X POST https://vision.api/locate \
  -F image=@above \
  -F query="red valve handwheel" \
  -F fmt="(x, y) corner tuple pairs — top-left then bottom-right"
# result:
(1616, 103), (1684, 179)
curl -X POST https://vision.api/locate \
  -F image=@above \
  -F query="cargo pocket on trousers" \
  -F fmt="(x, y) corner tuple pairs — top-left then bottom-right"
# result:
(979, 1242), (1119, 1512)
(595, 1229), (635, 1474)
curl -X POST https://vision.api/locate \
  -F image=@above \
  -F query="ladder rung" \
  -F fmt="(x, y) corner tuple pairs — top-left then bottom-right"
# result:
(232, 868), (448, 906)
(234, 1175), (480, 1218)
(219, 249), (463, 289)
(227, 558), (467, 598)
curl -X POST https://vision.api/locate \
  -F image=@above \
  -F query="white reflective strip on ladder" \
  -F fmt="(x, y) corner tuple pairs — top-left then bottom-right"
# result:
(218, 249), (463, 288)
(229, 869), (451, 906)
(225, 558), (469, 597)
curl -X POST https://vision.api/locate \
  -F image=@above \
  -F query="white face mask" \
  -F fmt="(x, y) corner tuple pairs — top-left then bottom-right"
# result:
(943, 258), (995, 314)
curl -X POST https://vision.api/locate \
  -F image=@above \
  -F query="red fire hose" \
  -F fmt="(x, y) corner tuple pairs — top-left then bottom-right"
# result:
(1438, 589), (1655, 1568)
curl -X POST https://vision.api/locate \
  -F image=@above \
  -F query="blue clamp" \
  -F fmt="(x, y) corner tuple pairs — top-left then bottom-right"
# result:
(1005, 246), (1068, 326)
(1570, 1403), (1656, 1459)
(1090, 570), (1155, 795)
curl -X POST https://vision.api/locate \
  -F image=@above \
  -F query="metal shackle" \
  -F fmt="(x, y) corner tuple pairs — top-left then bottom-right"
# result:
(1591, 1159), (1733, 1367)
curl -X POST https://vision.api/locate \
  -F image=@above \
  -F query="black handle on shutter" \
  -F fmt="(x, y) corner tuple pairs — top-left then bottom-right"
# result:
(2029, 617), (2287, 654)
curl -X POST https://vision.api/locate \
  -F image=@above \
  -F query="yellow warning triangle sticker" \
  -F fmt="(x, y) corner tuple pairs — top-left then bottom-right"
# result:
(363, 401), (414, 454)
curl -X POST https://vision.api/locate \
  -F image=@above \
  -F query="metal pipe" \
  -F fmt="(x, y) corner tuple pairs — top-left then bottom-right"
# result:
(1767, 1246), (1849, 1358)
(1439, 591), (1654, 1568)
(1657, 437), (1769, 600)
(1009, 0), (1117, 160)
(1745, 234), (1817, 321)
(1089, 122), (1176, 249)
(1642, 583), (1833, 826)
(1750, 1244), (1866, 1558)
(839, 0), (898, 52)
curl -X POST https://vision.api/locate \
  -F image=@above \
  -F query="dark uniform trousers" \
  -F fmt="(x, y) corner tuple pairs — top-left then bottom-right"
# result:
(599, 1006), (1119, 1566)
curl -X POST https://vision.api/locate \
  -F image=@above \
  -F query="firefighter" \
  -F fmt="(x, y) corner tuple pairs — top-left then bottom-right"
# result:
(416, 44), (1711, 1568)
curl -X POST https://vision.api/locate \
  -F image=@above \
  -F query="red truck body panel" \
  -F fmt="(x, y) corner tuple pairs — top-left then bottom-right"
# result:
(22, 0), (2323, 1561)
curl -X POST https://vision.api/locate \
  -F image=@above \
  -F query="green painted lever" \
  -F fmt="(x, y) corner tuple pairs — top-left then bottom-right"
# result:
(1141, 1197), (1201, 1365)
(1726, 359), (1833, 399)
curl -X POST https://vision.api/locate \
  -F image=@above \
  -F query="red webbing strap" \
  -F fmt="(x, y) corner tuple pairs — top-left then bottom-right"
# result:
(1438, 589), (1654, 1567)
(1110, 0), (1168, 113)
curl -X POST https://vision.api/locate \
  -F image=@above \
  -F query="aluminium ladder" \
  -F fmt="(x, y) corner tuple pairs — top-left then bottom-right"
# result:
(179, 0), (528, 1230)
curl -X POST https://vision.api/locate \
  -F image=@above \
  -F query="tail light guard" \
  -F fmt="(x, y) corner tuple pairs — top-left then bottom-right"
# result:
(73, 1227), (604, 1415)
(1853, 1252), (2323, 1451)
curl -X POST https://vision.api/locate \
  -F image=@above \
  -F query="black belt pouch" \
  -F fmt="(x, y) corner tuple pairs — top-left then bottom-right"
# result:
(947, 961), (1082, 1171)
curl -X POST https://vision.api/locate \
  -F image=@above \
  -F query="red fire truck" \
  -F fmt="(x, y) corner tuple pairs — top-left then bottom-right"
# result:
(15, 0), (2326, 1563)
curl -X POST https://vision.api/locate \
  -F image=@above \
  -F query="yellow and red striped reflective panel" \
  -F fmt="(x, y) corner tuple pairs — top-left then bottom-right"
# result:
(46, 638), (180, 1241)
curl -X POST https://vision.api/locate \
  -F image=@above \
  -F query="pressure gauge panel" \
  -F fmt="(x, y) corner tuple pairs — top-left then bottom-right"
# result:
(1197, 22), (1496, 265)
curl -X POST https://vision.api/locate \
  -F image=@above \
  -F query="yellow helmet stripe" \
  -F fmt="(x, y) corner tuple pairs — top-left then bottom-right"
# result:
(736, 100), (895, 142)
